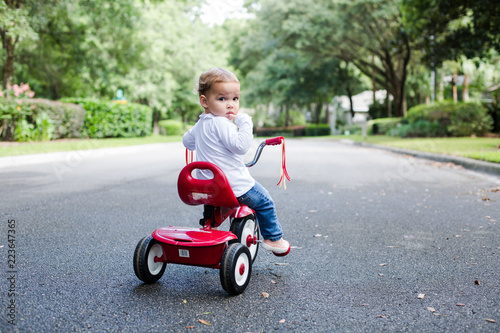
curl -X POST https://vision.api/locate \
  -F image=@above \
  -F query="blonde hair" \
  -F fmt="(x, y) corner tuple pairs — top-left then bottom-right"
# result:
(197, 68), (239, 97)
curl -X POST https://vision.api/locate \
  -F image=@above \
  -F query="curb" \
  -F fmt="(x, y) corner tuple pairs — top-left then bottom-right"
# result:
(342, 139), (500, 178)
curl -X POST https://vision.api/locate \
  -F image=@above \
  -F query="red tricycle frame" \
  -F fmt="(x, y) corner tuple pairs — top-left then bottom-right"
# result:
(133, 137), (286, 295)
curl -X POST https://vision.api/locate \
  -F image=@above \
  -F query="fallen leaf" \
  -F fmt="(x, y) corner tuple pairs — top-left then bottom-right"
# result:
(262, 292), (269, 298)
(198, 319), (211, 326)
(314, 234), (322, 237)
(485, 318), (496, 323)
(474, 280), (481, 285)
(379, 263), (388, 266)
(275, 263), (290, 266)
(182, 299), (187, 304)
(197, 311), (211, 315)
(271, 280), (277, 284)
(279, 319), (286, 324)
(427, 307), (436, 312)
(185, 326), (195, 329)
(456, 303), (465, 306)
(418, 294), (425, 299)
(377, 315), (387, 318)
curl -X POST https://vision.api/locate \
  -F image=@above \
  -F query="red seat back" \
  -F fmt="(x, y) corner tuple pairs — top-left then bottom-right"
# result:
(177, 161), (240, 208)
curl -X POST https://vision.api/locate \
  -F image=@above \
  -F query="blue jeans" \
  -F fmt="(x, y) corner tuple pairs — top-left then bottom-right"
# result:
(237, 181), (283, 241)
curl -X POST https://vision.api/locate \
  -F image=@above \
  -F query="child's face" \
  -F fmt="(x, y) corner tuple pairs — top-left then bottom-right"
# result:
(200, 81), (240, 120)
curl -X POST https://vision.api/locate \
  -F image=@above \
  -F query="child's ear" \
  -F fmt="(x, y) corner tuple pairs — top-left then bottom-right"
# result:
(200, 95), (208, 108)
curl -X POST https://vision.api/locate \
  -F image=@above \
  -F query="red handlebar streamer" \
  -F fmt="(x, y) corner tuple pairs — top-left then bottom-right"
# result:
(276, 138), (291, 189)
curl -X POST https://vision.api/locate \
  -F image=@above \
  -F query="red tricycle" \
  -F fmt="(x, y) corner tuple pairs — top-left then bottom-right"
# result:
(133, 137), (289, 295)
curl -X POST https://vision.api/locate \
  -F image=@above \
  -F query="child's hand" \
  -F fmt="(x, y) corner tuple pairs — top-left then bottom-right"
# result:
(234, 112), (251, 127)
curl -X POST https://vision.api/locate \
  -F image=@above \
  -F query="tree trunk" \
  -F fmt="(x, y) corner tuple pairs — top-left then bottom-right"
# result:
(152, 109), (161, 135)
(463, 73), (469, 102)
(1, 31), (16, 89)
(314, 102), (322, 124)
(452, 73), (458, 103)
(346, 87), (354, 119)
(372, 54), (376, 104)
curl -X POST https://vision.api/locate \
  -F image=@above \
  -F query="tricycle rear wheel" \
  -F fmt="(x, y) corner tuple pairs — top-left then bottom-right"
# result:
(220, 243), (252, 295)
(133, 235), (166, 284)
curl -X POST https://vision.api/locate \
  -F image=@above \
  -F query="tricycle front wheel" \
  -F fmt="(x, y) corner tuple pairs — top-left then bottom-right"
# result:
(133, 235), (166, 284)
(230, 215), (259, 263)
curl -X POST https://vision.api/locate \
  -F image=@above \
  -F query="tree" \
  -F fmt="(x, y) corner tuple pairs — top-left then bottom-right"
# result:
(402, 0), (500, 66)
(230, 0), (366, 124)
(0, 0), (38, 89)
(235, 0), (413, 117)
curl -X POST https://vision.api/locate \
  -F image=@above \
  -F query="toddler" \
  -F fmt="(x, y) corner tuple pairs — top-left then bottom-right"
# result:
(182, 68), (290, 255)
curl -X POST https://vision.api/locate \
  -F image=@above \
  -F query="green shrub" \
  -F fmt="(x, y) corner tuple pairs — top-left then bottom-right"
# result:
(158, 119), (184, 136)
(368, 117), (402, 135)
(0, 97), (84, 141)
(403, 101), (493, 137)
(14, 112), (55, 142)
(368, 101), (388, 119)
(340, 124), (362, 135)
(63, 98), (152, 138)
(448, 103), (493, 136)
(255, 126), (306, 137)
(388, 120), (447, 138)
(305, 124), (331, 136)
(29, 99), (85, 139)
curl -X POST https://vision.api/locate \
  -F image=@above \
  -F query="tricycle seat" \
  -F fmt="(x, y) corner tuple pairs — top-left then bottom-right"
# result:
(177, 161), (240, 208)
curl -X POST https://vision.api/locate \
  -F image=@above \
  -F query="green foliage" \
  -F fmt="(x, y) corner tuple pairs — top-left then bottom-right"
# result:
(448, 103), (494, 136)
(391, 101), (493, 137)
(28, 99), (85, 139)
(388, 120), (447, 138)
(158, 119), (184, 136)
(483, 87), (500, 133)
(63, 98), (152, 138)
(14, 112), (54, 142)
(276, 110), (306, 127)
(305, 124), (331, 136)
(255, 126), (305, 137)
(368, 102), (389, 120)
(368, 117), (402, 135)
(402, 0), (500, 65)
(0, 83), (84, 141)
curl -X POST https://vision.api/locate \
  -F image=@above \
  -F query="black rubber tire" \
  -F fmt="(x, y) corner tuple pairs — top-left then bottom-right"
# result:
(133, 235), (166, 284)
(220, 243), (252, 295)
(229, 215), (259, 263)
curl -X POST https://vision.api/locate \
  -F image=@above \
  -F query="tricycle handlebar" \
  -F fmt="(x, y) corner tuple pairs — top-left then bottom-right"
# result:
(245, 136), (284, 167)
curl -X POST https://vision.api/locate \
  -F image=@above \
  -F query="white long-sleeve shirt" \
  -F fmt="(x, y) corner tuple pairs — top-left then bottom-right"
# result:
(182, 113), (255, 197)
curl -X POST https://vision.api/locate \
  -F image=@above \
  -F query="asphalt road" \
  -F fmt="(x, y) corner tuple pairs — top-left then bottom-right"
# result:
(1, 138), (499, 332)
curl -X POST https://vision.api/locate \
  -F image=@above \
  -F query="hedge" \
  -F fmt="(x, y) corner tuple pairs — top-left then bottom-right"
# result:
(62, 98), (153, 138)
(255, 124), (331, 137)
(367, 117), (402, 135)
(403, 101), (493, 137)
(158, 119), (184, 136)
(0, 98), (85, 141)
(305, 124), (331, 136)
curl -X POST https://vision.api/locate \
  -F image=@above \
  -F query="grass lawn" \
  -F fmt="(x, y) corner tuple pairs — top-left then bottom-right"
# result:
(342, 135), (500, 164)
(0, 135), (183, 157)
